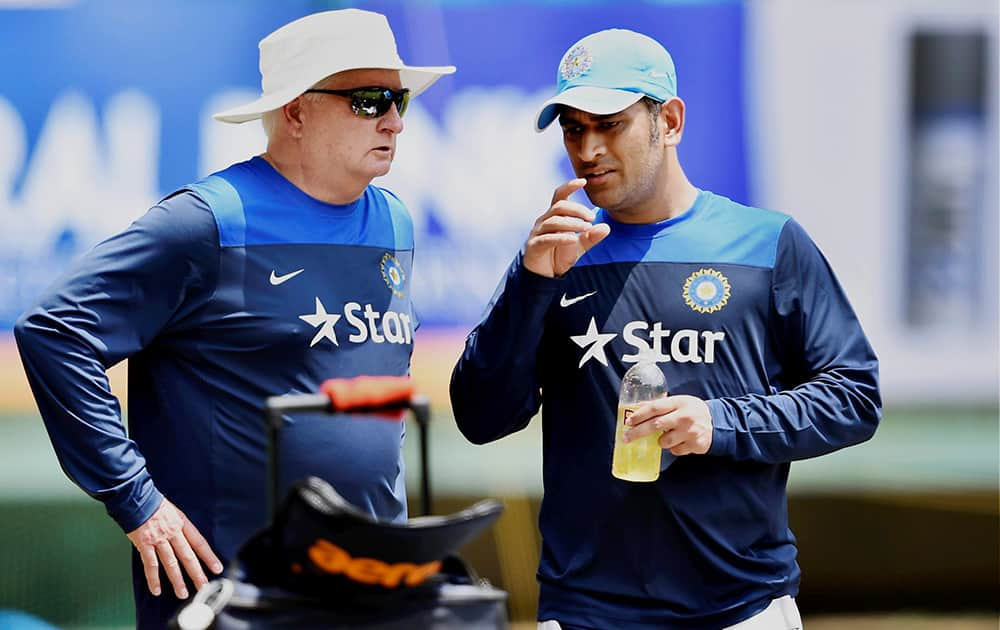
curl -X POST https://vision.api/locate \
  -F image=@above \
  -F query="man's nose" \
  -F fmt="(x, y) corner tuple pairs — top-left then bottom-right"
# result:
(378, 103), (404, 134)
(579, 131), (605, 162)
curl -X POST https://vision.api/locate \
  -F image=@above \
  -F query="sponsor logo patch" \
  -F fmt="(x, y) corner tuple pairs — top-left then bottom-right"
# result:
(270, 268), (304, 285)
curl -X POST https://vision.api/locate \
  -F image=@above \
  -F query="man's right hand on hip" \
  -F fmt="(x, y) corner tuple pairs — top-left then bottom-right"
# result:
(127, 497), (223, 599)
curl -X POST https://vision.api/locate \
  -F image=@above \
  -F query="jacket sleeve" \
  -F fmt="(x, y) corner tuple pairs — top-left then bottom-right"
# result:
(13, 191), (219, 532)
(449, 254), (563, 444)
(706, 219), (882, 463)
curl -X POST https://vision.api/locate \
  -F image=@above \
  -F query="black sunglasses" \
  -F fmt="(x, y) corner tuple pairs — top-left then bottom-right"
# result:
(303, 86), (410, 119)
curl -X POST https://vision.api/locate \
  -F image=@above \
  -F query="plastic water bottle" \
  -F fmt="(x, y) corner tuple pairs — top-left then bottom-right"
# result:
(612, 358), (668, 482)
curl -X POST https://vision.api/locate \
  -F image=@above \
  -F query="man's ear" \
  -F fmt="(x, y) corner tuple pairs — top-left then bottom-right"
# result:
(661, 97), (686, 147)
(282, 97), (305, 138)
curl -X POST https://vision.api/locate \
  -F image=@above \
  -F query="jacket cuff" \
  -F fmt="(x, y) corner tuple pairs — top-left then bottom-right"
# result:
(106, 475), (164, 533)
(706, 398), (734, 457)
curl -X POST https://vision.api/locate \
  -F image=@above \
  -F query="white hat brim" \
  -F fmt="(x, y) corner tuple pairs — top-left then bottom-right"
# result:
(213, 64), (456, 124)
(534, 86), (644, 132)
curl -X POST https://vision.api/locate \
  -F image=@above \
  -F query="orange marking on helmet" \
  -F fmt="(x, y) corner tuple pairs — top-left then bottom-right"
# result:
(306, 538), (441, 588)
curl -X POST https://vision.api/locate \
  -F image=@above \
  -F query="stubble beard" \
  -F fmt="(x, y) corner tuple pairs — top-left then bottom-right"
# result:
(590, 147), (664, 218)
(581, 113), (664, 217)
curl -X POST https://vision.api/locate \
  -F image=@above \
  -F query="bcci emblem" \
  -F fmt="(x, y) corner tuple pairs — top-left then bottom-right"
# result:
(560, 45), (592, 81)
(683, 269), (731, 314)
(380, 253), (406, 298)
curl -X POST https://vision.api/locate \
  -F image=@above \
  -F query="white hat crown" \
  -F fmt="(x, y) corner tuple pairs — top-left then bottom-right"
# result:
(214, 9), (455, 124)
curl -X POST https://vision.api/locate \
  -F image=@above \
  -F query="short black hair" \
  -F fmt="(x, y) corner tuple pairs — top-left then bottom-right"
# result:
(642, 97), (663, 143)
(642, 96), (663, 116)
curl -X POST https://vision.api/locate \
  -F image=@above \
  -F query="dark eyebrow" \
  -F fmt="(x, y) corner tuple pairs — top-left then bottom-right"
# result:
(559, 111), (621, 127)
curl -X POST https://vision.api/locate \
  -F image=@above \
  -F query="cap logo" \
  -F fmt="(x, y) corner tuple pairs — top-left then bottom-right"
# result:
(560, 45), (592, 81)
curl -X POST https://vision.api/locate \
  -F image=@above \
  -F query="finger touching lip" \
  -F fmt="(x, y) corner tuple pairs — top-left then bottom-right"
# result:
(584, 170), (614, 185)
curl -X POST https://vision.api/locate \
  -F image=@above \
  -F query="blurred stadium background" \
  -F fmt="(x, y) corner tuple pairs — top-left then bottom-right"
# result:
(0, 0), (997, 628)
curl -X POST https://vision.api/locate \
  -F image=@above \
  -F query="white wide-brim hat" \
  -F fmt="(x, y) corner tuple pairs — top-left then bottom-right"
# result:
(214, 9), (456, 124)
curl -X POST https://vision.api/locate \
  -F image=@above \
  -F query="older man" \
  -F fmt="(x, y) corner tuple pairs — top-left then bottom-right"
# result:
(15, 9), (453, 628)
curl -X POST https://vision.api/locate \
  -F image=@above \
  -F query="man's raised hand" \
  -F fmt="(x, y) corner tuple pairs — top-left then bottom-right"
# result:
(523, 179), (611, 278)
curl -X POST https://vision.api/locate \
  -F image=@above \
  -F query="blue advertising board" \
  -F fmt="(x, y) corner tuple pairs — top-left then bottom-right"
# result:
(0, 0), (745, 326)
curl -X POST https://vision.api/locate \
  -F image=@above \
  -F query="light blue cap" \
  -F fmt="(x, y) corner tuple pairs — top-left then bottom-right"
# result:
(535, 28), (677, 132)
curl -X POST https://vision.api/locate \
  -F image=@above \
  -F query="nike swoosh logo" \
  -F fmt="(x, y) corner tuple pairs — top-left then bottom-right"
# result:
(560, 291), (597, 308)
(269, 268), (304, 285)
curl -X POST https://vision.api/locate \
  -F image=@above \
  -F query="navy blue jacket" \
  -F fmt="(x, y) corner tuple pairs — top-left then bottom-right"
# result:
(451, 190), (881, 629)
(16, 157), (417, 627)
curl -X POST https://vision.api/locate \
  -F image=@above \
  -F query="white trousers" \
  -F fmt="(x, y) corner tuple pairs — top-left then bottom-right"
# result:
(538, 595), (803, 630)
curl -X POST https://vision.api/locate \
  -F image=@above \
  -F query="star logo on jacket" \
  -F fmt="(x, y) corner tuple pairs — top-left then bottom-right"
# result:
(570, 317), (617, 368)
(683, 268), (731, 313)
(299, 297), (341, 347)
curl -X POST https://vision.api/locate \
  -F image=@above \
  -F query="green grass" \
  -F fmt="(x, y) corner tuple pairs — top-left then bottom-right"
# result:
(0, 502), (132, 627)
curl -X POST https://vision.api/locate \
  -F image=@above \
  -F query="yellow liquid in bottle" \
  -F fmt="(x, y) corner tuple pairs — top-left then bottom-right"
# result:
(612, 404), (662, 482)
